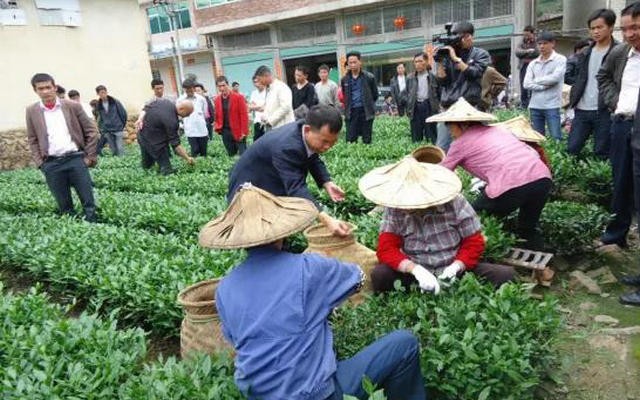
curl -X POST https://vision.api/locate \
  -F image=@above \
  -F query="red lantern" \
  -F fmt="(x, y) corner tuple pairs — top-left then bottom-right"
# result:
(393, 16), (407, 30)
(351, 23), (365, 36)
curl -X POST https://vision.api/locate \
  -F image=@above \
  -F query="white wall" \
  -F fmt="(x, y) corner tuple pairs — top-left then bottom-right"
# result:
(0, 0), (152, 130)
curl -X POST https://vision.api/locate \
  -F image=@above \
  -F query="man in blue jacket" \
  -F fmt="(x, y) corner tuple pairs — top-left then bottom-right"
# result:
(200, 185), (427, 400)
(228, 104), (350, 236)
(95, 85), (127, 156)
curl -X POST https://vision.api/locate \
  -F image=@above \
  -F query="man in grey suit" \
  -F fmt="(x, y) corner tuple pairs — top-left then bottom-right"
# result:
(26, 73), (99, 222)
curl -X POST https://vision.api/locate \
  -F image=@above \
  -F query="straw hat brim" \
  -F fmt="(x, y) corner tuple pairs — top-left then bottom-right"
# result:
(491, 116), (546, 144)
(425, 97), (497, 123)
(411, 145), (446, 164)
(199, 185), (318, 249)
(358, 157), (462, 209)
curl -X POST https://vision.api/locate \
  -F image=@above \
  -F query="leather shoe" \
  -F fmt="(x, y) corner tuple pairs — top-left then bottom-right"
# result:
(619, 290), (640, 306)
(619, 274), (640, 286)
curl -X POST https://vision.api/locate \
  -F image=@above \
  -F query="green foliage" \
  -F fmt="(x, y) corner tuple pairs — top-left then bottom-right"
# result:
(479, 213), (517, 260)
(539, 201), (611, 255)
(332, 275), (561, 400)
(119, 353), (243, 399)
(0, 212), (242, 336)
(0, 284), (147, 399)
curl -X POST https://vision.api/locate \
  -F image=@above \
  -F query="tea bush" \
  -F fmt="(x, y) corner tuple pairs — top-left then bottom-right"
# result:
(332, 275), (561, 400)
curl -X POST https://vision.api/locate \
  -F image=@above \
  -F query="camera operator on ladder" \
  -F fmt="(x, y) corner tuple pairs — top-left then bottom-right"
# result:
(427, 21), (490, 151)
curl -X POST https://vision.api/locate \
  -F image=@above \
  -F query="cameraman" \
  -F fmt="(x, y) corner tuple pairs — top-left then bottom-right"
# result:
(431, 21), (490, 150)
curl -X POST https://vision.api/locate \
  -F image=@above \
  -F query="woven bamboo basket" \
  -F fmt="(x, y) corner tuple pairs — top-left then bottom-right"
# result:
(411, 145), (445, 164)
(303, 223), (375, 301)
(177, 279), (232, 358)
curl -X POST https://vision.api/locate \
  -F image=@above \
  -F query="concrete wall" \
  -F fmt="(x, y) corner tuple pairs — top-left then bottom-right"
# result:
(0, 0), (152, 131)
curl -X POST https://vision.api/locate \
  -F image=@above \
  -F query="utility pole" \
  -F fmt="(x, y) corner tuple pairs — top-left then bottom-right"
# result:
(152, 0), (185, 84)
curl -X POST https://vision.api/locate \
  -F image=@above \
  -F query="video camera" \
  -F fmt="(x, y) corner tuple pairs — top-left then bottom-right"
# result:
(432, 22), (462, 61)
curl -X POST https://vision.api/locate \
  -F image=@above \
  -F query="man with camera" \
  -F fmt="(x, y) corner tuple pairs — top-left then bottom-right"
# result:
(430, 21), (490, 151)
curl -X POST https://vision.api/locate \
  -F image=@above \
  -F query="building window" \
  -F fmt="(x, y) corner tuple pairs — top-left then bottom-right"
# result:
(344, 9), (382, 39)
(382, 3), (422, 32)
(220, 29), (271, 49)
(473, 0), (512, 20)
(0, 0), (26, 25)
(35, 0), (82, 27)
(195, 0), (235, 8)
(278, 17), (336, 42)
(147, 1), (191, 35)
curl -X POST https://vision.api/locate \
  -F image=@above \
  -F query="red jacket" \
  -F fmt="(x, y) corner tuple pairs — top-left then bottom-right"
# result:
(214, 92), (249, 141)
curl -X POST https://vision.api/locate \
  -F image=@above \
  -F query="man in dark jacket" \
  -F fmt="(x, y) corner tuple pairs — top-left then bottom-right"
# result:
(406, 52), (438, 143)
(138, 99), (195, 175)
(340, 51), (379, 144)
(390, 63), (408, 117)
(228, 105), (350, 236)
(515, 26), (539, 109)
(596, 2), (640, 255)
(95, 85), (127, 156)
(564, 10), (617, 159)
(433, 21), (490, 150)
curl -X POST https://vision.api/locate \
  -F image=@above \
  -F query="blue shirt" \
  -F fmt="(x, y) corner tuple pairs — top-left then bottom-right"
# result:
(216, 246), (363, 400)
(349, 73), (364, 109)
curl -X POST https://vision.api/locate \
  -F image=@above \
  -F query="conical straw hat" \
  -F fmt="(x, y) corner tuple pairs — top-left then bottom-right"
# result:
(491, 115), (546, 144)
(358, 157), (461, 209)
(426, 97), (497, 123)
(199, 184), (318, 249)
(411, 145), (446, 164)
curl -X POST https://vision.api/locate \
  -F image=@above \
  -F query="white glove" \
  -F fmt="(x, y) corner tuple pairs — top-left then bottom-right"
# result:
(411, 264), (440, 295)
(438, 260), (465, 281)
(470, 177), (486, 194)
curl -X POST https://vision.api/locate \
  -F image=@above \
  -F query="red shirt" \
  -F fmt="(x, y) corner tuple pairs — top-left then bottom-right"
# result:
(214, 91), (249, 141)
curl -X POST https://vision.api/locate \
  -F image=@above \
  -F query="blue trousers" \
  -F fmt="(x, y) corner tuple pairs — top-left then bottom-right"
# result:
(567, 109), (611, 159)
(602, 118), (634, 246)
(327, 330), (426, 400)
(530, 108), (562, 140)
(41, 152), (97, 222)
(436, 122), (452, 152)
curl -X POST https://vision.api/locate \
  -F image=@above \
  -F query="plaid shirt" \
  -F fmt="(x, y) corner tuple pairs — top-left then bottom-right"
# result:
(380, 195), (481, 271)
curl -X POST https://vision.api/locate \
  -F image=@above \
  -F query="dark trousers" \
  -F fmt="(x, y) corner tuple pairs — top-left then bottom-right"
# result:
(371, 262), (516, 293)
(567, 109), (611, 159)
(139, 142), (174, 175)
(187, 136), (208, 157)
(221, 128), (247, 156)
(96, 133), (108, 156)
(520, 63), (530, 109)
(347, 107), (374, 144)
(397, 99), (407, 117)
(40, 152), (97, 222)
(326, 330), (426, 400)
(253, 122), (265, 141)
(410, 101), (437, 143)
(602, 118), (634, 246)
(473, 177), (552, 249)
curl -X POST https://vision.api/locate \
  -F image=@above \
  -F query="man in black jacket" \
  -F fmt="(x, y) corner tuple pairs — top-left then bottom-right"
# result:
(138, 99), (195, 175)
(228, 105), (350, 236)
(433, 21), (490, 150)
(515, 26), (539, 109)
(95, 85), (127, 156)
(340, 51), (379, 144)
(406, 52), (438, 143)
(390, 63), (408, 117)
(565, 9), (617, 159)
(596, 2), (640, 255)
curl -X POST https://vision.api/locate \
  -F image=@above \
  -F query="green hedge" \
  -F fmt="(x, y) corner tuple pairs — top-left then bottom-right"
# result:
(0, 213), (242, 336)
(0, 284), (242, 399)
(332, 276), (561, 400)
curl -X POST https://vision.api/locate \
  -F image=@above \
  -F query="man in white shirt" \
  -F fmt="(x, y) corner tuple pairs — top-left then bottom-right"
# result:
(26, 73), (99, 222)
(597, 3), (640, 307)
(390, 63), (408, 116)
(249, 76), (267, 140)
(314, 64), (340, 109)
(524, 31), (567, 140)
(178, 79), (209, 157)
(254, 65), (295, 130)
